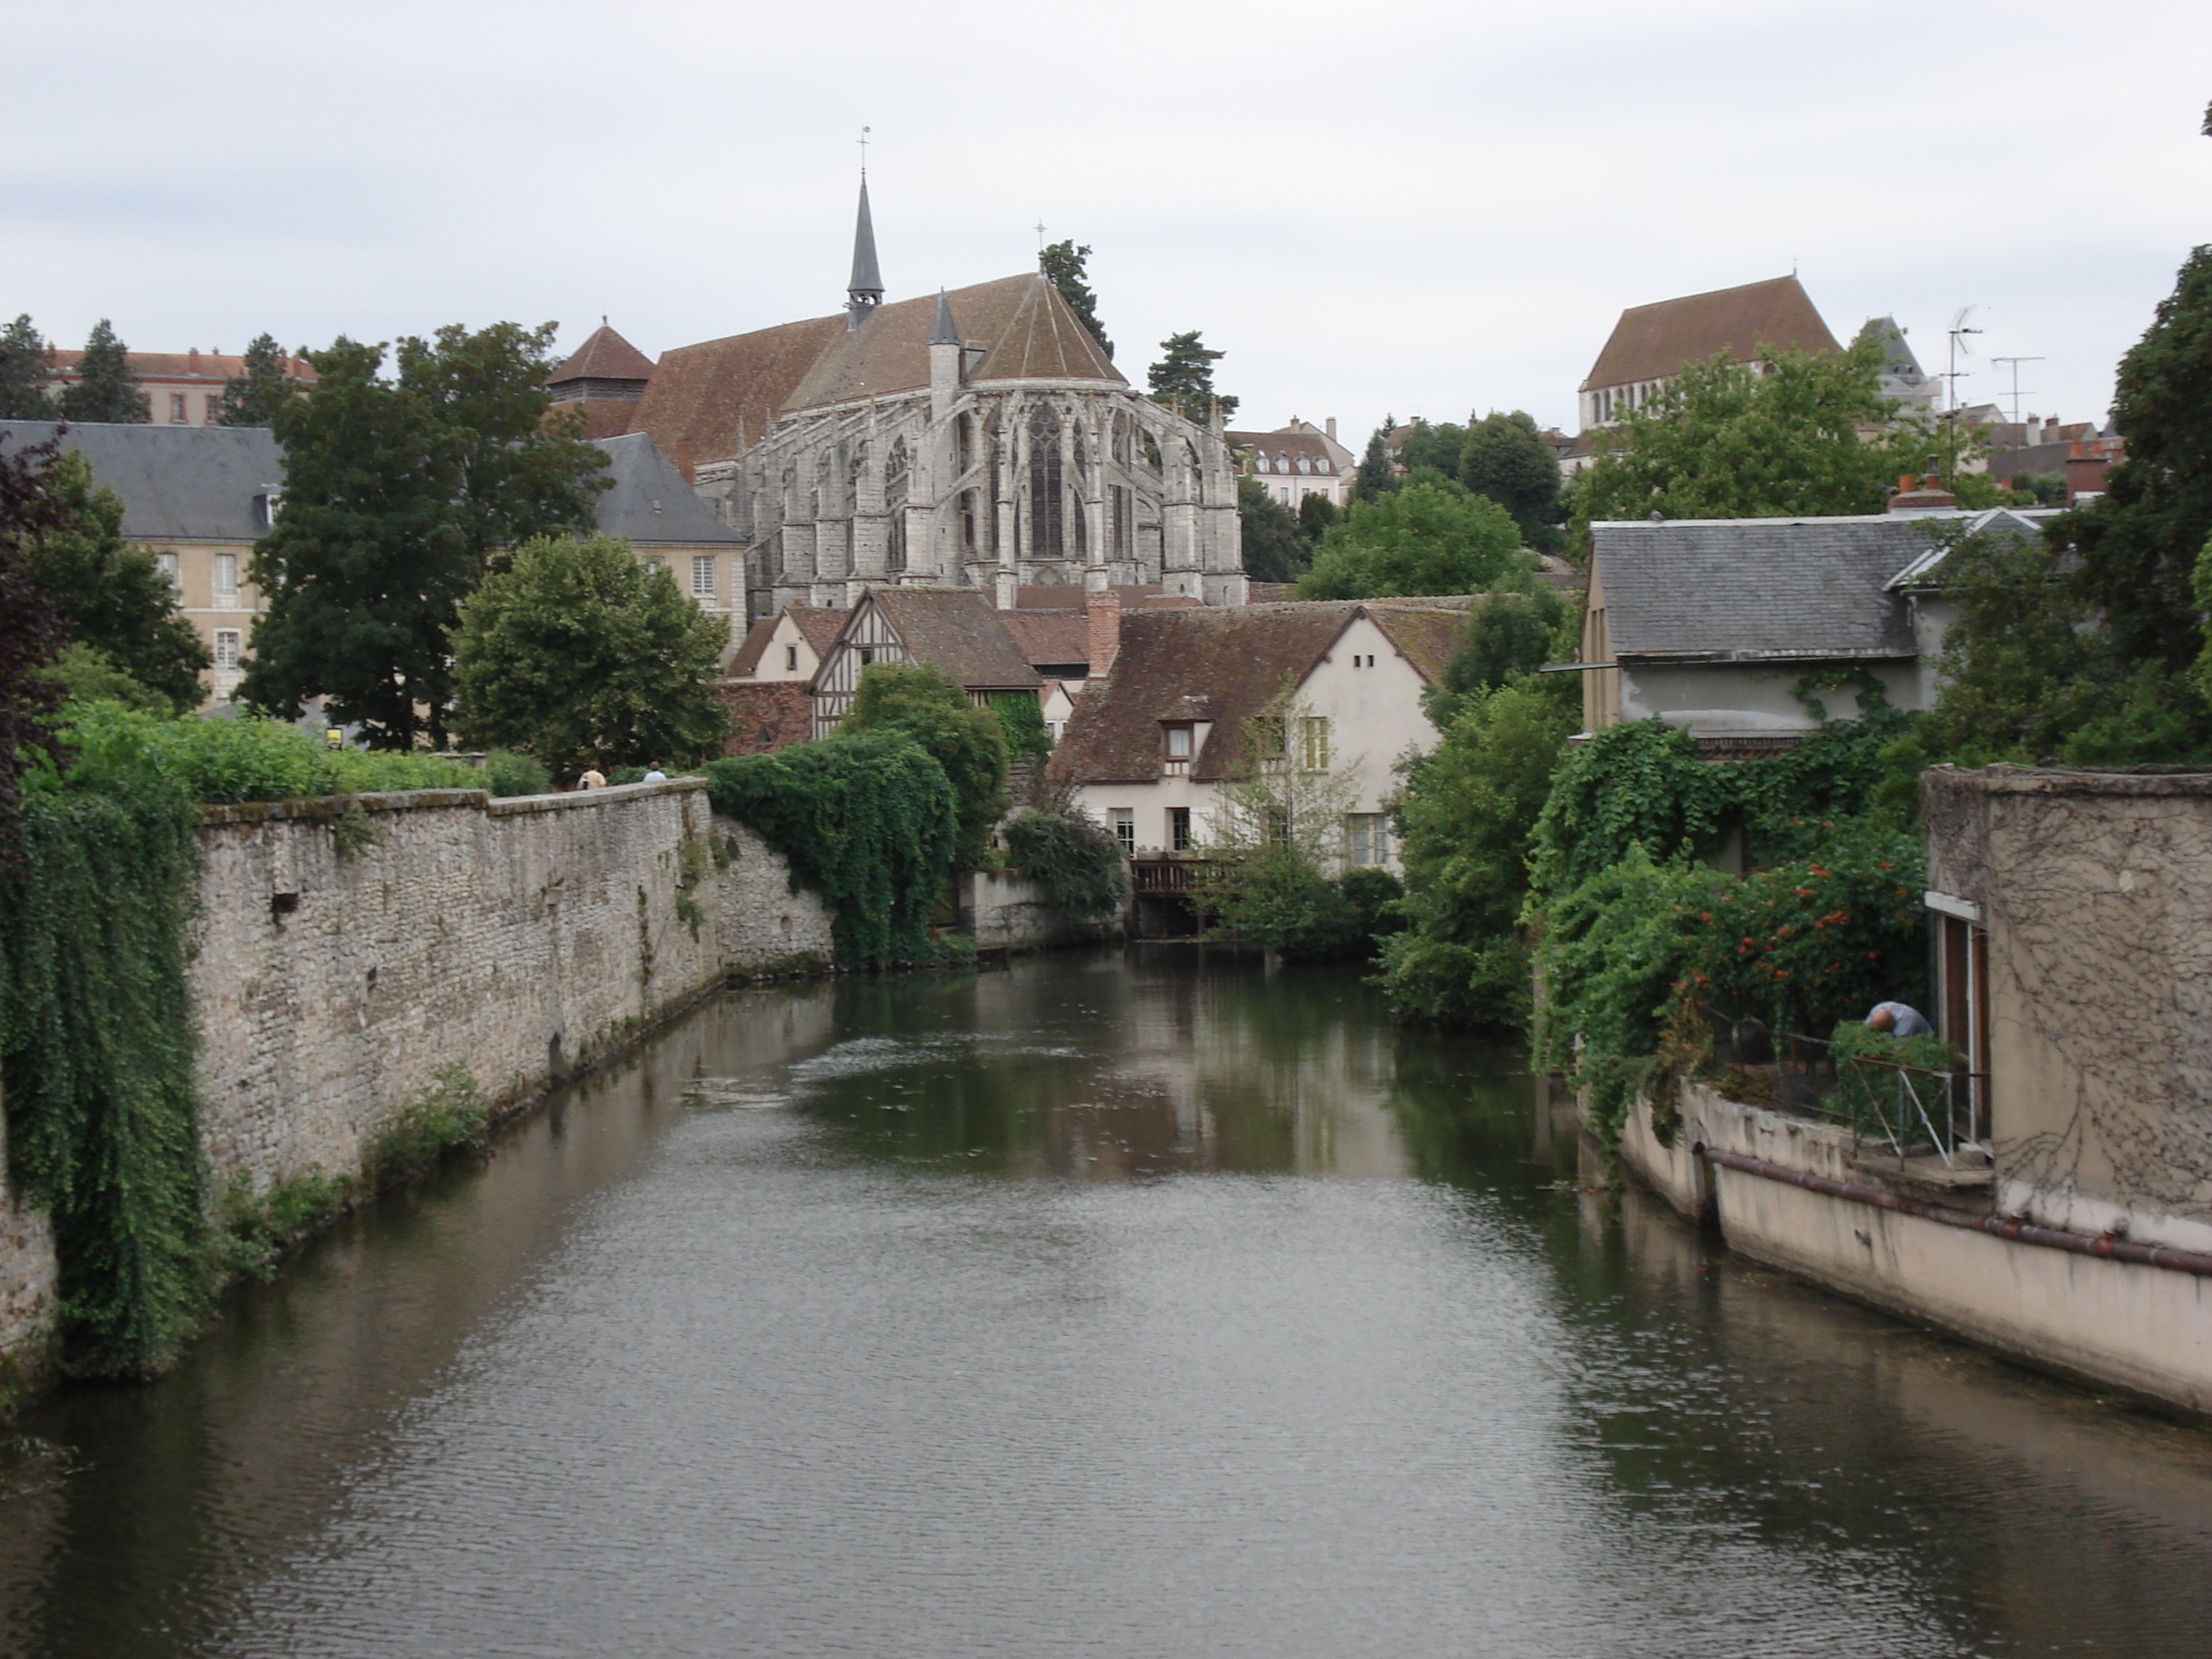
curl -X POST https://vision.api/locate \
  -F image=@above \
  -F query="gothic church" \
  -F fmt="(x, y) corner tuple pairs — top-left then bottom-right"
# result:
(628, 183), (1245, 622)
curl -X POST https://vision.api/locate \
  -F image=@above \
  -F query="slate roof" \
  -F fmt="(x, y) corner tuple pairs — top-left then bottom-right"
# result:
(1582, 276), (1840, 392)
(549, 324), (656, 386)
(848, 588), (1042, 690)
(1048, 599), (1472, 784)
(727, 606), (846, 677)
(2, 419), (283, 540)
(1590, 515), (1928, 659)
(589, 433), (740, 544)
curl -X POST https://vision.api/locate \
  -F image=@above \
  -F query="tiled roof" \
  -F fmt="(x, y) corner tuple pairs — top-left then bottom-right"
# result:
(589, 433), (739, 544)
(1591, 515), (1926, 659)
(1013, 583), (1159, 610)
(549, 324), (656, 386)
(727, 614), (782, 679)
(1047, 600), (1469, 785)
(967, 276), (1122, 385)
(569, 400), (639, 440)
(631, 313), (848, 467)
(1229, 427), (1351, 473)
(1582, 276), (1840, 392)
(855, 588), (1042, 690)
(1000, 610), (1091, 670)
(713, 681), (812, 754)
(2, 419), (282, 540)
(727, 606), (845, 677)
(49, 348), (317, 386)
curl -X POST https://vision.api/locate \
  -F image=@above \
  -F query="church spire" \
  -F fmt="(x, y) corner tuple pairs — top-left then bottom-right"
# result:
(847, 176), (884, 331)
(928, 288), (958, 346)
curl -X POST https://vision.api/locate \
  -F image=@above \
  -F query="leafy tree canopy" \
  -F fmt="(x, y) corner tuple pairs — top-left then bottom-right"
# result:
(0, 315), (53, 420)
(450, 533), (730, 780)
(242, 324), (610, 746)
(1236, 474), (1306, 583)
(1040, 240), (1112, 361)
(1298, 480), (1529, 599)
(214, 333), (301, 427)
(840, 658), (1009, 872)
(1146, 331), (1238, 423)
(1352, 415), (1395, 504)
(1296, 492), (1337, 548)
(1392, 419), (1466, 478)
(1572, 335), (1914, 544)
(0, 430), (69, 861)
(16, 449), (210, 713)
(57, 320), (149, 424)
(1459, 409), (1563, 551)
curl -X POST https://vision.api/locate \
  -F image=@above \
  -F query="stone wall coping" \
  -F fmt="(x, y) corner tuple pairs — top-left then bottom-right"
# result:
(1926, 763), (2212, 800)
(195, 777), (707, 827)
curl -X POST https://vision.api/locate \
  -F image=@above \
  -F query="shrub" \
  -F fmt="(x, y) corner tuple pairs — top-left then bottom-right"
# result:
(1002, 801), (1129, 921)
(841, 661), (1009, 872)
(481, 747), (551, 798)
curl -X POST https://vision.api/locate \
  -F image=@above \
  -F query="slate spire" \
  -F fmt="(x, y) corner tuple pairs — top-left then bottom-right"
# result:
(847, 177), (884, 330)
(928, 288), (958, 346)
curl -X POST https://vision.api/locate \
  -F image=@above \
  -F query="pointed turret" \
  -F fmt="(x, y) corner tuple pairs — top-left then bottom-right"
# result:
(928, 288), (962, 412)
(928, 288), (958, 346)
(847, 178), (884, 331)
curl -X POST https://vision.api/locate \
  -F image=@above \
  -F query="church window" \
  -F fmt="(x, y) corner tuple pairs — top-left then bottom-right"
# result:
(1028, 405), (1064, 559)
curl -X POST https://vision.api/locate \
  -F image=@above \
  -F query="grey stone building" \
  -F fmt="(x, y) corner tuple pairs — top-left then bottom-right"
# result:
(633, 182), (1245, 622)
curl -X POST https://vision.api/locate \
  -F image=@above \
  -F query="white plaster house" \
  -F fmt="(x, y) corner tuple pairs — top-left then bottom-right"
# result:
(727, 605), (847, 683)
(632, 181), (1245, 623)
(1227, 417), (1357, 511)
(1047, 599), (1469, 871)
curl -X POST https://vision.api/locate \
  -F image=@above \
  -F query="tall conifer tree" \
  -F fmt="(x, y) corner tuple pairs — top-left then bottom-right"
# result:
(0, 316), (53, 420)
(214, 333), (299, 427)
(1040, 240), (1113, 361)
(56, 320), (149, 423)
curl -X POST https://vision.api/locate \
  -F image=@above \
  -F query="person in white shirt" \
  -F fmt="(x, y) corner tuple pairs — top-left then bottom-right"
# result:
(1866, 1001), (1932, 1038)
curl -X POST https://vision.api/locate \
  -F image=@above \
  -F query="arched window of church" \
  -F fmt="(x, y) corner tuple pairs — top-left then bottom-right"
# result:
(1028, 404), (1064, 560)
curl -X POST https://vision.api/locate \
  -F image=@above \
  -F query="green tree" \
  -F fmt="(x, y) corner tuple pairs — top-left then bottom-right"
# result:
(16, 449), (211, 713)
(1353, 416), (1395, 503)
(56, 320), (149, 424)
(450, 533), (730, 779)
(0, 431), (69, 862)
(214, 333), (300, 427)
(0, 315), (53, 419)
(1392, 419), (1466, 478)
(1146, 331), (1237, 423)
(243, 325), (609, 746)
(1039, 240), (1112, 361)
(1298, 480), (1529, 599)
(840, 658), (1009, 872)
(1459, 410), (1562, 551)
(34, 643), (173, 713)
(1573, 335), (1912, 543)
(1237, 474), (1306, 582)
(1296, 491), (1337, 548)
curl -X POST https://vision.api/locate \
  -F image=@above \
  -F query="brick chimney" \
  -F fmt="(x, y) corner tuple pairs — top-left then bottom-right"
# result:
(1085, 588), (1122, 681)
(676, 436), (695, 483)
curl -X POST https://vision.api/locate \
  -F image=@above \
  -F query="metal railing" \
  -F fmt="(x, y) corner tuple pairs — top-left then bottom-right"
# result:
(1832, 1054), (1989, 1170)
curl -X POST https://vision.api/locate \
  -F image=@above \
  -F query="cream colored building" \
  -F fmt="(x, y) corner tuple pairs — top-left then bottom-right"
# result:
(1226, 417), (1357, 511)
(45, 346), (316, 427)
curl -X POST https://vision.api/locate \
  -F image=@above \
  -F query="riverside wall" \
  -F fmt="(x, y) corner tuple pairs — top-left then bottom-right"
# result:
(959, 870), (1122, 952)
(1613, 1082), (2212, 1417)
(0, 781), (835, 1373)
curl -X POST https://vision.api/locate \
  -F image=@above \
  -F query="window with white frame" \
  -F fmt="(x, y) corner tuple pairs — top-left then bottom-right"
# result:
(1346, 813), (1389, 867)
(1164, 724), (1193, 760)
(692, 555), (716, 599)
(206, 393), (222, 422)
(212, 553), (238, 600)
(157, 551), (181, 591)
(1300, 716), (1331, 771)
(1110, 808), (1134, 854)
(170, 392), (188, 423)
(214, 630), (240, 671)
(1168, 806), (1192, 852)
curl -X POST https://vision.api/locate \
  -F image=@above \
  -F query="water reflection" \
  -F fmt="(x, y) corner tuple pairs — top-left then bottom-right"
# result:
(0, 948), (2207, 1657)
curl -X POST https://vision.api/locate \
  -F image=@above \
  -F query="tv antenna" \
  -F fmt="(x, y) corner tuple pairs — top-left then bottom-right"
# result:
(1990, 355), (2044, 426)
(1943, 306), (1983, 414)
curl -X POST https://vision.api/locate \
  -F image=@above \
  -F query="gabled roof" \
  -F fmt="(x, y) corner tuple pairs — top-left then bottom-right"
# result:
(549, 324), (656, 386)
(589, 433), (740, 544)
(837, 588), (1042, 690)
(2, 419), (282, 540)
(632, 313), (848, 467)
(728, 606), (847, 677)
(1048, 599), (1472, 784)
(1884, 509), (2054, 590)
(1590, 515), (1925, 660)
(1582, 276), (1840, 393)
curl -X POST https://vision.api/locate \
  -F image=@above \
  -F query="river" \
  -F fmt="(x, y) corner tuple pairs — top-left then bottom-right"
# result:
(5, 948), (2212, 1657)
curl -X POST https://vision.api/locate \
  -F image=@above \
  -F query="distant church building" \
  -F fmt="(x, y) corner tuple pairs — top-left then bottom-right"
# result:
(630, 182), (1245, 621)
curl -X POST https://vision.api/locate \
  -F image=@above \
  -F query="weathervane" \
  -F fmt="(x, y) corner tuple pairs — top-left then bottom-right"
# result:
(858, 125), (870, 175)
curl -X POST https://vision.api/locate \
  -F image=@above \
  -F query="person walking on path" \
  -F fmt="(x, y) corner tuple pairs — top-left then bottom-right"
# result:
(578, 766), (606, 790)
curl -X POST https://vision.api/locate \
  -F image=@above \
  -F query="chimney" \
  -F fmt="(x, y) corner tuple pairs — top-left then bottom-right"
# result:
(1326, 416), (1337, 442)
(676, 436), (696, 483)
(1086, 588), (1122, 681)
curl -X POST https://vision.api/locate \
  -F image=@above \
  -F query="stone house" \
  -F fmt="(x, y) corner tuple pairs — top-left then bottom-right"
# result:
(632, 181), (1245, 621)
(1227, 417), (1357, 511)
(1047, 599), (1468, 870)
(42, 344), (317, 427)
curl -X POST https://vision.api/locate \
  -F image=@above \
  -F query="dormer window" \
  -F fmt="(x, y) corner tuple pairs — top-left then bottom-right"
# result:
(1165, 724), (1193, 760)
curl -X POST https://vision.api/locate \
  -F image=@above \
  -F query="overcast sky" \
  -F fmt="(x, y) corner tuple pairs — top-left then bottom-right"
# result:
(7, 1), (2208, 445)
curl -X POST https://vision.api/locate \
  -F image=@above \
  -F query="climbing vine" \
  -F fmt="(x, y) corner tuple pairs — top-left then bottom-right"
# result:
(1002, 799), (1128, 922)
(701, 732), (957, 967)
(0, 771), (207, 1376)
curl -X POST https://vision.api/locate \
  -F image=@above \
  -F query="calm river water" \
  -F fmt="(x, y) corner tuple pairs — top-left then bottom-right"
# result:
(6, 949), (2212, 1657)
